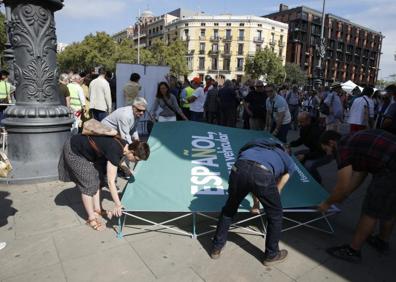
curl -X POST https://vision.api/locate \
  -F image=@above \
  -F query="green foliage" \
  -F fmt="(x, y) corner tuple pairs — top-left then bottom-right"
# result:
(0, 12), (7, 67)
(244, 47), (285, 84)
(57, 32), (190, 76)
(284, 63), (306, 85)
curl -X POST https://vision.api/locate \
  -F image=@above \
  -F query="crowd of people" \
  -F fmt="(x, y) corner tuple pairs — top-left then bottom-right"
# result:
(2, 66), (395, 265)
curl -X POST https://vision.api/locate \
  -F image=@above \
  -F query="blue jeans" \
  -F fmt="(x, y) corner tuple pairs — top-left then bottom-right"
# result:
(213, 159), (283, 259)
(190, 111), (204, 122)
(90, 109), (108, 121)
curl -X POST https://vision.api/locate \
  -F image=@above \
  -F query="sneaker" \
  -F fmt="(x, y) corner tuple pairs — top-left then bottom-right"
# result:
(210, 248), (222, 259)
(263, 249), (288, 266)
(367, 235), (390, 254)
(0, 242), (6, 250)
(326, 244), (362, 263)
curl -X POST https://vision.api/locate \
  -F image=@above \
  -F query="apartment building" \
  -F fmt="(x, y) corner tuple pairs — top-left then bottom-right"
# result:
(165, 15), (288, 81)
(265, 4), (383, 85)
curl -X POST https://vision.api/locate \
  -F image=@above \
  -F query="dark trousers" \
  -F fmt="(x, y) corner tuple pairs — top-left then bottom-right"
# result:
(289, 105), (299, 130)
(220, 108), (237, 127)
(190, 111), (204, 122)
(271, 122), (290, 143)
(213, 159), (283, 259)
(296, 150), (333, 184)
(206, 111), (218, 124)
(90, 109), (108, 122)
(182, 107), (191, 120)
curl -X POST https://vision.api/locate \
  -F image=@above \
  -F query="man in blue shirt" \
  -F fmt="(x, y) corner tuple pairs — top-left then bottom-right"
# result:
(211, 139), (295, 266)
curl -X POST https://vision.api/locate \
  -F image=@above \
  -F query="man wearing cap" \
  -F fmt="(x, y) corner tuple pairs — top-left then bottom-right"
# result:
(210, 138), (295, 266)
(203, 75), (219, 124)
(187, 77), (205, 122)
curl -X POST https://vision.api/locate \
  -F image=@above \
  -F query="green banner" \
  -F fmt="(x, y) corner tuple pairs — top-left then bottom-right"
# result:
(122, 121), (328, 212)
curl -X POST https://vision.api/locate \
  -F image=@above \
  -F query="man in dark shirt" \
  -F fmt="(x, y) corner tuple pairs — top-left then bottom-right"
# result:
(381, 84), (396, 135)
(318, 130), (396, 262)
(211, 139), (295, 266)
(289, 112), (330, 183)
(58, 73), (70, 107)
(244, 80), (267, 130)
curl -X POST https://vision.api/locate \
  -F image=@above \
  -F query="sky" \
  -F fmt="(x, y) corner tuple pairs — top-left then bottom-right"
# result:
(14, 1), (396, 79)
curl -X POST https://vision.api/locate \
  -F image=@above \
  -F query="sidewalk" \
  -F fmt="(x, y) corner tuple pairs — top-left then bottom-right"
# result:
(0, 129), (394, 281)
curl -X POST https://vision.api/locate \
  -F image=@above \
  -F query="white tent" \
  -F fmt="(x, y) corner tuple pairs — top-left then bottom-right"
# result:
(341, 80), (363, 94)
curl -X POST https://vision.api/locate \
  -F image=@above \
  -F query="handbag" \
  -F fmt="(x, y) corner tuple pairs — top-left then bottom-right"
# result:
(82, 119), (118, 136)
(0, 151), (12, 178)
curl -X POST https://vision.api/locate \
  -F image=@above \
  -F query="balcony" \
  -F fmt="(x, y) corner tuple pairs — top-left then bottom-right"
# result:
(237, 51), (244, 56)
(199, 49), (205, 55)
(210, 36), (220, 42)
(278, 40), (285, 47)
(187, 49), (195, 55)
(199, 35), (206, 41)
(198, 66), (206, 71)
(253, 37), (264, 43)
(223, 36), (233, 42)
(236, 66), (243, 71)
(269, 40), (276, 46)
(208, 50), (220, 56)
(222, 50), (232, 57)
(237, 36), (245, 41)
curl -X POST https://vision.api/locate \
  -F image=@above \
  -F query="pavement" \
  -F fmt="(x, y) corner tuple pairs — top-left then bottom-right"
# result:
(0, 128), (395, 282)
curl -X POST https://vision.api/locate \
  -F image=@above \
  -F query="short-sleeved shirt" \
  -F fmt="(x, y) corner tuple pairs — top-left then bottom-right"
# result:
(266, 94), (292, 125)
(347, 95), (375, 125)
(239, 147), (295, 179)
(70, 135), (127, 166)
(102, 106), (138, 144)
(336, 129), (396, 173)
(190, 87), (205, 113)
(58, 83), (70, 106)
(286, 91), (299, 106)
(324, 91), (343, 123)
(245, 91), (267, 118)
(383, 102), (396, 134)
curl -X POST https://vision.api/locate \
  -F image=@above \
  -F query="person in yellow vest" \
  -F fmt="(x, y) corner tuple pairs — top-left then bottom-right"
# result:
(67, 74), (86, 134)
(180, 80), (194, 120)
(0, 70), (15, 123)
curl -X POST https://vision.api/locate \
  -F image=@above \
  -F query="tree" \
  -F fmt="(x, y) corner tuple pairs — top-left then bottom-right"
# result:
(244, 47), (285, 84)
(284, 62), (306, 85)
(0, 12), (7, 67)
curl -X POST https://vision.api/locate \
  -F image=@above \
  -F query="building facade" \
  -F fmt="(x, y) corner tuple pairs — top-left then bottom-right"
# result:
(264, 4), (383, 86)
(165, 15), (288, 81)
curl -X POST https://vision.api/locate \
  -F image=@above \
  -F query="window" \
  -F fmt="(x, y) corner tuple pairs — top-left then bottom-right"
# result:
(279, 48), (283, 57)
(257, 30), (262, 39)
(199, 57), (205, 70)
(213, 29), (219, 38)
(201, 23), (206, 26)
(258, 24), (262, 27)
(237, 58), (244, 71)
(239, 23), (244, 27)
(226, 23), (231, 26)
(212, 44), (218, 52)
(199, 42), (205, 54)
(160, 25), (163, 30)
(226, 29), (231, 39)
(214, 22), (219, 26)
(256, 44), (261, 51)
(271, 47), (275, 52)
(223, 59), (230, 71)
(238, 29), (244, 40)
(187, 57), (193, 70)
(185, 23), (189, 27)
(224, 43), (230, 53)
(212, 58), (218, 70)
(200, 29), (205, 36)
(238, 43), (244, 55)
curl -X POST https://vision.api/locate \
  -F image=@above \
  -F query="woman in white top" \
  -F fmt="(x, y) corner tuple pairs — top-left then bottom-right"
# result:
(151, 82), (188, 122)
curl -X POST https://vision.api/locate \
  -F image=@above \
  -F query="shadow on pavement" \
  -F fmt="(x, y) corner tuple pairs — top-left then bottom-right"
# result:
(0, 191), (17, 227)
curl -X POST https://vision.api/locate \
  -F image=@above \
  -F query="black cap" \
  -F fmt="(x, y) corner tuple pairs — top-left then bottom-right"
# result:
(205, 75), (212, 81)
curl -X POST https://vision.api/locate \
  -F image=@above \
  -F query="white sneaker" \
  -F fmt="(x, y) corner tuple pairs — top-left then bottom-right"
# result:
(0, 242), (6, 250)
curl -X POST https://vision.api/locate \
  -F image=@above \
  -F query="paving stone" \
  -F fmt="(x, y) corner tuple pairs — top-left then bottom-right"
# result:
(155, 267), (204, 282)
(0, 235), (60, 280)
(2, 263), (66, 282)
(62, 245), (155, 282)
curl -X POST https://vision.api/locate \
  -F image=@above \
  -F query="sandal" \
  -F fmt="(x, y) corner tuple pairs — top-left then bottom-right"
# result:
(86, 218), (105, 231)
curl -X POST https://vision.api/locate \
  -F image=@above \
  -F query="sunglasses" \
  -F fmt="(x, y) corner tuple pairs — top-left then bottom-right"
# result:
(133, 106), (146, 113)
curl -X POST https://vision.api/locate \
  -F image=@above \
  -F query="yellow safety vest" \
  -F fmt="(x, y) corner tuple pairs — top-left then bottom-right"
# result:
(0, 81), (11, 101)
(67, 83), (82, 111)
(182, 86), (194, 109)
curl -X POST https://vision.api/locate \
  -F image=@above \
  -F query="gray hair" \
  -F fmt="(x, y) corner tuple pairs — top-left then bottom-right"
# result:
(59, 73), (69, 83)
(223, 79), (233, 88)
(71, 74), (81, 83)
(132, 97), (148, 108)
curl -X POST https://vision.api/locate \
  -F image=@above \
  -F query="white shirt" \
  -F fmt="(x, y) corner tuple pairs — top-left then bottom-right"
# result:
(190, 87), (205, 113)
(89, 76), (112, 112)
(347, 95), (374, 125)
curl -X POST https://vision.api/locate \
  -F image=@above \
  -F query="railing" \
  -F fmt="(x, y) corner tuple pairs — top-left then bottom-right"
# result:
(223, 36), (232, 42)
(253, 37), (264, 43)
(210, 36), (220, 42)
(237, 36), (245, 41)
(199, 36), (206, 41)
(199, 49), (205, 55)
(236, 66), (243, 71)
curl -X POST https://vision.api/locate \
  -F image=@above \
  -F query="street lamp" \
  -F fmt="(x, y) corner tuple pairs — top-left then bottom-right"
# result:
(315, 0), (326, 89)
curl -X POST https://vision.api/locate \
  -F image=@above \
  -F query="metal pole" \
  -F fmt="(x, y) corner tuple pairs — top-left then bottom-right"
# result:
(137, 9), (140, 64)
(318, 0), (326, 69)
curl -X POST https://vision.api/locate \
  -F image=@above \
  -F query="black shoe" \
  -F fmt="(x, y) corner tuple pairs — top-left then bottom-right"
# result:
(367, 235), (390, 254)
(326, 244), (362, 263)
(210, 248), (222, 259)
(263, 249), (288, 266)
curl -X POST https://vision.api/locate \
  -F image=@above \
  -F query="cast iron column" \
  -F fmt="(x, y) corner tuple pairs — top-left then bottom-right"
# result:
(1, 0), (72, 183)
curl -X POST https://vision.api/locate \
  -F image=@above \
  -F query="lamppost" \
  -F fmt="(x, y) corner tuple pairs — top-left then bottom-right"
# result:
(1, 0), (73, 183)
(314, 0), (326, 89)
